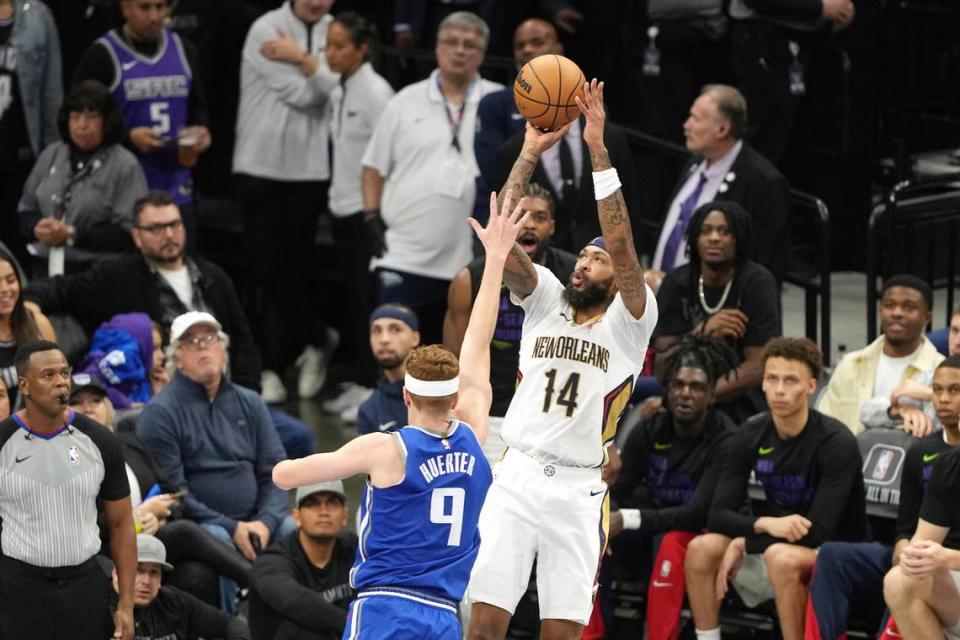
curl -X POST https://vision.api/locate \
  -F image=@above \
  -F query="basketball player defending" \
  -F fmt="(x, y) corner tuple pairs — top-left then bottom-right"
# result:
(467, 80), (659, 640)
(273, 190), (545, 639)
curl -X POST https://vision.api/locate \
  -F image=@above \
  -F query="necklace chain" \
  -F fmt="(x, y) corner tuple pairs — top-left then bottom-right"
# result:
(698, 275), (733, 315)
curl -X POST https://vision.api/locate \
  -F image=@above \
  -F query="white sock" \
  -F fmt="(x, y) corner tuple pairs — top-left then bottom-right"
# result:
(695, 628), (721, 640)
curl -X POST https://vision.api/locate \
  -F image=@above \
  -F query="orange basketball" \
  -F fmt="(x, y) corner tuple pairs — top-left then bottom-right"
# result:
(513, 54), (586, 132)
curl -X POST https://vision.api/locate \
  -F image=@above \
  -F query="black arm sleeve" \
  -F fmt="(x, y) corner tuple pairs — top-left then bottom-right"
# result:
(897, 442), (926, 543)
(707, 431), (758, 537)
(745, 433), (862, 554)
(72, 41), (116, 89)
(641, 433), (731, 534)
(250, 552), (349, 634)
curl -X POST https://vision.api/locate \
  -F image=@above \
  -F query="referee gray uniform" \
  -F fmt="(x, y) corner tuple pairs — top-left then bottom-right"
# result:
(0, 410), (130, 639)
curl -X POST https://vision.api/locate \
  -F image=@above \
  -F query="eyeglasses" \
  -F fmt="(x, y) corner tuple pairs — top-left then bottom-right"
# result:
(179, 333), (221, 350)
(137, 219), (184, 235)
(438, 37), (484, 52)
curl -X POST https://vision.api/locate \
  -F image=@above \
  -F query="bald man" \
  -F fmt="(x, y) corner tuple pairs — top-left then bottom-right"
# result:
(473, 18), (563, 223)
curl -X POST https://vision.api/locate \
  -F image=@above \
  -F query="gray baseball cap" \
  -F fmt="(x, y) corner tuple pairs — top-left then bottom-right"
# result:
(295, 480), (347, 506)
(136, 533), (173, 571)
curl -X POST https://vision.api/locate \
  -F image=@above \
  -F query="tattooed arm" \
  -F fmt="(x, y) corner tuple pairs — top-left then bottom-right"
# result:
(577, 79), (648, 320)
(496, 122), (571, 300)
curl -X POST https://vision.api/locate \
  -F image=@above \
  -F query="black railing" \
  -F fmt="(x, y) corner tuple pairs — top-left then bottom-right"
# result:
(866, 173), (960, 341)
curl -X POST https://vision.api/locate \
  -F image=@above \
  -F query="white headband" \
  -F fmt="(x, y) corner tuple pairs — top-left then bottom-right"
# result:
(404, 373), (459, 397)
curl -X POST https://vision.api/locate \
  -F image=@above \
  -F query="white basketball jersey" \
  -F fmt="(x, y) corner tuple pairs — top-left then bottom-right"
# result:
(501, 265), (658, 468)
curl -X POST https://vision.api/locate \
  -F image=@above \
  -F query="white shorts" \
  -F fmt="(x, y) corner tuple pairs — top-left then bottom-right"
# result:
(943, 570), (960, 639)
(731, 554), (775, 608)
(467, 448), (609, 625)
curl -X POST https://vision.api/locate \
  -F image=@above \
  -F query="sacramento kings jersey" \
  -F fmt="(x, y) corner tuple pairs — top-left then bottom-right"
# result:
(99, 28), (193, 205)
(503, 264), (658, 468)
(349, 421), (492, 602)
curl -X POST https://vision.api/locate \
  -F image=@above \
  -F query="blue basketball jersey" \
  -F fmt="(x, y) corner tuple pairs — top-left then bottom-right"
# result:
(100, 28), (193, 205)
(349, 422), (492, 602)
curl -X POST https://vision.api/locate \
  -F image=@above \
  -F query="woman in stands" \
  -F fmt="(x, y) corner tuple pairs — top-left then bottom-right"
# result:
(0, 243), (55, 406)
(17, 79), (147, 275)
(322, 12), (396, 415)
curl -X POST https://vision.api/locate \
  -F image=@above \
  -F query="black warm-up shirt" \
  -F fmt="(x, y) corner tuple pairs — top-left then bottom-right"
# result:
(898, 434), (960, 548)
(708, 410), (868, 554)
(920, 447), (960, 537)
(612, 410), (736, 534)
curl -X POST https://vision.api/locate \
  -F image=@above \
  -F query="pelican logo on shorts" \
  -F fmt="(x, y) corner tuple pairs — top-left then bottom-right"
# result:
(68, 445), (80, 465)
(543, 465), (555, 477)
(660, 560), (672, 578)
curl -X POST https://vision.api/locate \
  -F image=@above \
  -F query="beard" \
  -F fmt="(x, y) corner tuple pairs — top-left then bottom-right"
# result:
(562, 278), (613, 311)
(378, 355), (405, 370)
(144, 243), (185, 265)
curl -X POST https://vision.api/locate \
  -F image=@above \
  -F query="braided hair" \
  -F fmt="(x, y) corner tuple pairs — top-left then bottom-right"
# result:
(657, 334), (740, 388)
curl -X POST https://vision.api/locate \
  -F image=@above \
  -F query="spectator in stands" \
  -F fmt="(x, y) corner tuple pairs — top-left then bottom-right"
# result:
(69, 371), (253, 607)
(729, 0), (854, 164)
(115, 534), (251, 640)
(0, 242), (55, 407)
(356, 304), (421, 435)
(650, 85), (790, 283)
(807, 357), (960, 639)
(653, 200), (781, 422)
(492, 57), (638, 254)
(23, 190), (315, 458)
(325, 12), (394, 405)
(19, 80), (146, 276)
(74, 0), (211, 244)
(361, 11), (502, 344)
(138, 311), (288, 611)
(233, 0), (339, 404)
(474, 18), (562, 223)
(78, 312), (157, 409)
(0, 0), (61, 267)
(604, 335), (739, 640)
(685, 338), (867, 640)
(444, 183), (575, 461)
(859, 305), (960, 436)
(818, 275), (944, 435)
(883, 356), (960, 639)
(0, 341), (136, 640)
(249, 480), (356, 640)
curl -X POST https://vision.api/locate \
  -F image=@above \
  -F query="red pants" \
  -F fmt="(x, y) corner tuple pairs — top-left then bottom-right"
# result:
(646, 531), (699, 640)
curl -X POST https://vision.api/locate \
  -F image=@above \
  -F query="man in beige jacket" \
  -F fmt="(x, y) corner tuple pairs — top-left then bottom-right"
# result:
(817, 275), (944, 435)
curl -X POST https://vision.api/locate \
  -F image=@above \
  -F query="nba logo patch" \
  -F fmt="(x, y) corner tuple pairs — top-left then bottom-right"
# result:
(68, 446), (79, 465)
(660, 560), (672, 578)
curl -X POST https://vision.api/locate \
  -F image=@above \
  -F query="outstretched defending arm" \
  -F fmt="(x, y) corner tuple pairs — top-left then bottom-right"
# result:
(498, 123), (570, 300)
(576, 80), (648, 320)
(455, 192), (531, 445)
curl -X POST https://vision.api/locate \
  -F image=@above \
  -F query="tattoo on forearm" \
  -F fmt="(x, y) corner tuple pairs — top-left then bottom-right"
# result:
(588, 144), (612, 171)
(497, 150), (538, 213)
(503, 243), (537, 293)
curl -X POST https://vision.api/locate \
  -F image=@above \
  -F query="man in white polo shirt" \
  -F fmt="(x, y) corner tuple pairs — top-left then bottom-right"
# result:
(360, 11), (502, 345)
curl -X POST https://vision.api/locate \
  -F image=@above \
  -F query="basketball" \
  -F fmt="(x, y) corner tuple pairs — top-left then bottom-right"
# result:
(513, 54), (586, 132)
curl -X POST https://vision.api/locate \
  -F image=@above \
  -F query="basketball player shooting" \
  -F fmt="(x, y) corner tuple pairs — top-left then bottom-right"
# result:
(467, 79), (659, 640)
(273, 191), (533, 639)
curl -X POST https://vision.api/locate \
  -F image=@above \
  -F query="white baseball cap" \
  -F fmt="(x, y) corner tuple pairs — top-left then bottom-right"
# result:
(170, 311), (221, 344)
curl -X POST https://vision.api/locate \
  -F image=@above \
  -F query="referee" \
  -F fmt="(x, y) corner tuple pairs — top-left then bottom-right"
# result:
(0, 341), (136, 640)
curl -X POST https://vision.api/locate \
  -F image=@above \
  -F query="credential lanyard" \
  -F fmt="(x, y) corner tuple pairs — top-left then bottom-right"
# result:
(436, 75), (470, 154)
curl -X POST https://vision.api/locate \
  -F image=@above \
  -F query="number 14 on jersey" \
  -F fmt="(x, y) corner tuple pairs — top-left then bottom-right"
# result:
(542, 369), (581, 417)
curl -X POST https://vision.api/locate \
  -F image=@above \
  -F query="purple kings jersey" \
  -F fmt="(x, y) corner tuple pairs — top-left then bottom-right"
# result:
(100, 28), (193, 205)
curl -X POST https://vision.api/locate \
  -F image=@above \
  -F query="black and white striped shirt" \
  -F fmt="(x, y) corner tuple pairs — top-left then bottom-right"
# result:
(0, 411), (129, 566)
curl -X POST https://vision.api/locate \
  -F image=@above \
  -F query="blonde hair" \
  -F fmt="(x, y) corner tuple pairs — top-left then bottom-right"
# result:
(405, 345), (459, 414)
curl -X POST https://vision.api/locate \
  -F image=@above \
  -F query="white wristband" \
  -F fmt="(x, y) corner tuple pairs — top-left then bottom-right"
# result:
(620, 508), (641, 530)
(592, 168), (621, 200)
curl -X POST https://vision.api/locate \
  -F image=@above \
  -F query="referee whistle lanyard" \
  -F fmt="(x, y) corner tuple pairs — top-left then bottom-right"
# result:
(436, 75), (475, 154)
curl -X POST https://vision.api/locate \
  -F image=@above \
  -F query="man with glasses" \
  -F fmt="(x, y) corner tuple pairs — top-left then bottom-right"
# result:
(138, 310), (288, 611)
(361, 11), (502, 345)
(23, 190), (316, 458)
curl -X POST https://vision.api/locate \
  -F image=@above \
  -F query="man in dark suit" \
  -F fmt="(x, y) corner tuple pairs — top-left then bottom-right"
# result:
(491, 111), (638, 254)
(651, 85), (790, 283)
